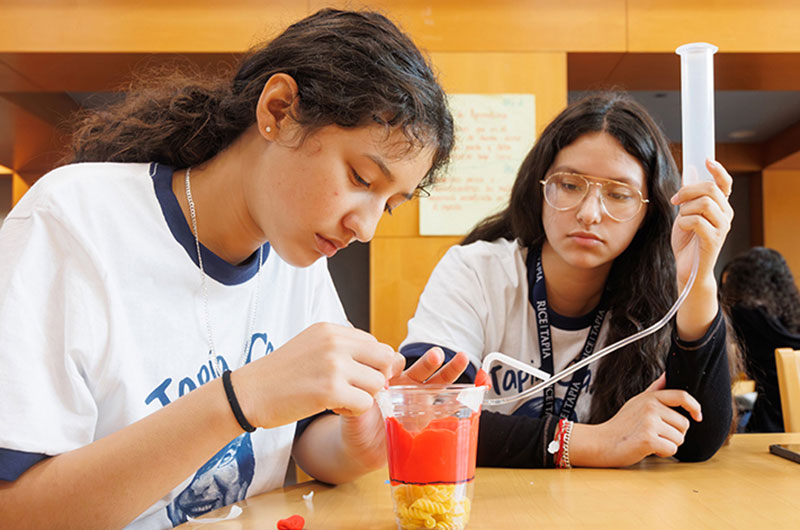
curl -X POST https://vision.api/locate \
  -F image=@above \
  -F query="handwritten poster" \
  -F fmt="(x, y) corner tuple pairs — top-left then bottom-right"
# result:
(420, 94), (536, 236)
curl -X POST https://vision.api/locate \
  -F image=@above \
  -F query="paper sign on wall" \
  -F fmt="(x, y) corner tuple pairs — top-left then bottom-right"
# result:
(419, 94), (536, 236)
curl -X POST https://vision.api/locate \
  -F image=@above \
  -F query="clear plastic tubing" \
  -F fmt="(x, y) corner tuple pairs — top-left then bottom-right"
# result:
(676, 42), (718, 184)
(483, 257), (698, 406)
(483, 43), (717, 407)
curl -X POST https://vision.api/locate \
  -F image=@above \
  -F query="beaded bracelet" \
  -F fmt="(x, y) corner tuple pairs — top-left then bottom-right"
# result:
(547, 418), (574, 469)
(547, 418), (565, 467)
(560, 419), (574, 469)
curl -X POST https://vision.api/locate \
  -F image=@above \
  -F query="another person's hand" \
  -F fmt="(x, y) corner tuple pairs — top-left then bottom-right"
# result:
(570, 373), (702, 467)
(390, 346), (471, 386)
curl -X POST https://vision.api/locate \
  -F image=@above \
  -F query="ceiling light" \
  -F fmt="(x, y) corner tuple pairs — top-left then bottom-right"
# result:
(728, 130), (756, 140)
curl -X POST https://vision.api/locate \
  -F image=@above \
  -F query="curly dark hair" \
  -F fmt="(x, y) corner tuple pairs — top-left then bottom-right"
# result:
(463, 92), (722, 423)
(69, 9), (454, 191)
(721, 247), (800, 334)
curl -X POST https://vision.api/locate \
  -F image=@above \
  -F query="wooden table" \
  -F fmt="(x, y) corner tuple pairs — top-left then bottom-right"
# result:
(178, 433), (800, 530)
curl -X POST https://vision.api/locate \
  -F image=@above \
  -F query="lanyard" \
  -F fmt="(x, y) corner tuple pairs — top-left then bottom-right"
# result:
(528, 246), (607, 419)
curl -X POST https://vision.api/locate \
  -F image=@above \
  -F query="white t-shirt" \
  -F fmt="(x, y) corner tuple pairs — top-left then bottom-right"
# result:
(0, 162), (347, 529)
(401, 238), (611, 421)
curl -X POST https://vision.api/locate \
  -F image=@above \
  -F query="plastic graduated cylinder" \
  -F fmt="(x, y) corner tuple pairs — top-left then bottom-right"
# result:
(676, 42), (718, 185)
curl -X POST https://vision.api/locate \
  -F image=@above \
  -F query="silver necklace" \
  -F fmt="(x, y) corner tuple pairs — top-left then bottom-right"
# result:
(185, 167), (263, 378)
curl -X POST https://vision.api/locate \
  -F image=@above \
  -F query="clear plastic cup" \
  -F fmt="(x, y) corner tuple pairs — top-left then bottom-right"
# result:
(377, 384), (486, 530)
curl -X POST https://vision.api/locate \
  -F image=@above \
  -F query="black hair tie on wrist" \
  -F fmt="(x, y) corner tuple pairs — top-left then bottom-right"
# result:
(222, 370), (256, 433)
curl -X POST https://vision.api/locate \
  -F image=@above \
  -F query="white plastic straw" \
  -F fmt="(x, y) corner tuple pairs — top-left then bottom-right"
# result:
(481, 352), (551, 383)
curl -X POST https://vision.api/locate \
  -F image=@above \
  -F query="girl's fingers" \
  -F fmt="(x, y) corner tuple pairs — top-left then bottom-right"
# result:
(644, 372), (666, 392)
(654, 389), (703, 422)
(672, 159), (733, 214)
(676, 197), (731, 233)
(400, 347), (445, 383)
(390, 352), (407, 379)
(658, 405), (692, 434)
(346, 360), (392, 396)
(425, 351), (470, 384)
(652, 428), (682, 457)
(333, 386), (376, 417)
(672, 181), (732, 217)
(706, 158), (733, 197)
(349, 340), (398, 379)
(674, 213), (725, 253)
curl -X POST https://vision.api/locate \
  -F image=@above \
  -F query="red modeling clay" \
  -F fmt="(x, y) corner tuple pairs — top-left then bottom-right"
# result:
(385, 412), (479, 484)
(276, 514), (305, 530)
(474, 368), (491, 389)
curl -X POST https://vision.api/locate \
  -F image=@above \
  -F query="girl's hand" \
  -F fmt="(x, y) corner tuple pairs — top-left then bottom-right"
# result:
(670, 159), (734, 292)
(570, 373), (702, 467)
(335, 347), (472, 470)
(234, 322), (402, 429)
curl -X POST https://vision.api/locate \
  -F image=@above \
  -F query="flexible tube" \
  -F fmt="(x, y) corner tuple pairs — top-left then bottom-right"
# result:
(483, 242), (699, 406)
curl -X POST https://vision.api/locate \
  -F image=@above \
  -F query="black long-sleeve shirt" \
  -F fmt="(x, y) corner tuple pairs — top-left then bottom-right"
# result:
(728, 305), (800, 432)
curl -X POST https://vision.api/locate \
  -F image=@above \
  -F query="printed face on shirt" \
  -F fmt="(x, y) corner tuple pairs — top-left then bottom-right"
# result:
(166, 433), (255, 525)
(250, 124), (434, 267)
(541, 131), (648, 271)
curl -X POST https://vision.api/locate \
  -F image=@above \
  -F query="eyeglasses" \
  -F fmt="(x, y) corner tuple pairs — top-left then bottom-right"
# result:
(540, 172), (649, 222)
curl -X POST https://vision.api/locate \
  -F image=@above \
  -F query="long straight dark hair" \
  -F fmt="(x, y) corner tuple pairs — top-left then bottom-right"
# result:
(463, 92), (683, 423)
(69, 9), (454, 190)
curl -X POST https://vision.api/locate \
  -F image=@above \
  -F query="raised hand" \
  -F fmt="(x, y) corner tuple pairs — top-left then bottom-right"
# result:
(670, 159), (734, 339)
(671, 159), (734, 292)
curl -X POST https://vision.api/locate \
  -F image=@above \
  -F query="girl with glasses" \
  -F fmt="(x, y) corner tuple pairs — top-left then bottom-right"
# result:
(0, 9), (461, 529)
(401, 92), (740, 468)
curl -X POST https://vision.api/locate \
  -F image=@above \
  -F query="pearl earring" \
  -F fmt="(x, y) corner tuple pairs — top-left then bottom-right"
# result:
(265, 126), (272, 133)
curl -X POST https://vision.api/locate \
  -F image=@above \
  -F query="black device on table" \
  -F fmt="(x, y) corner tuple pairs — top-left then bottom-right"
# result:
(769, 443), (800, 464)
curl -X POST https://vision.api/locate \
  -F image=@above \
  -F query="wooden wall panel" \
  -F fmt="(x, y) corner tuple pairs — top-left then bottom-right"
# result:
(628, 0), (800, 52)
(433, 53), (567, 131)
(762, 170), (800, 286)
(670, 143), (765, 174)
(11, 172), (30, 207)
(0, 96), (68, 173)
(313, 0), (626, 52)
(370, 236), (461, 350)
(1, 1), (303, 53)
(0, 53), (240, 93)
(569, 53), (800, 92)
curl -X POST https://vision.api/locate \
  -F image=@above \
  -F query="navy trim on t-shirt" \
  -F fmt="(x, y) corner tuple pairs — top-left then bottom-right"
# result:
(0, 448), (49, 482)
(400, 342), (478, 383)
(150, 162), (269, 286)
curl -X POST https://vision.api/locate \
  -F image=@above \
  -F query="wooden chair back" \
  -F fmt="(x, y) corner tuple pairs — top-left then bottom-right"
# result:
(775, 347), (800, 432)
